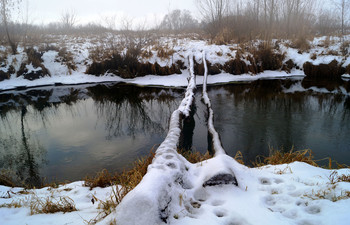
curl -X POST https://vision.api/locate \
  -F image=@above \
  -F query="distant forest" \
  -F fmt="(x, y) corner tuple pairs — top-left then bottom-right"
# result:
(0, 0), (349, 53)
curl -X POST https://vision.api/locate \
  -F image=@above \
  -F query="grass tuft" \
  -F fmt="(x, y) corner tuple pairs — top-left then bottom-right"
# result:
(0, 200), (24, 208)
(30, 196), (77, 215)
(254, 148), (317, 167)
(179, 150), (211, 164)
(0, 173), (16, 187)
(84, 169), (116, 190)
(234, 151), (244, 165)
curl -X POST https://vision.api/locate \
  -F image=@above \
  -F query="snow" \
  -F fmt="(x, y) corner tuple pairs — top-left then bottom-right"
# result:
(1, 35), (350, 225)
(0, 70), (304, 91)
(0, 34), (311, 92)
(42, 51), (70, 76)
(202, 51), (226, 156)
(1, 161), (349, 225)
(0, 182), (120, 225)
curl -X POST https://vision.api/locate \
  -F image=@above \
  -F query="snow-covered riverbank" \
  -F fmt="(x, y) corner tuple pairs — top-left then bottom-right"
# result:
(1, 34), (350, 91)
(1, 162), (349, 225)
(0, 69), (304, 91)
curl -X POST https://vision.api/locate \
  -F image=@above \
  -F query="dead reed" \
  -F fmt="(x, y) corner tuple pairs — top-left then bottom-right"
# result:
(254, 148), (318, 167)
(29, 196), (77, 215)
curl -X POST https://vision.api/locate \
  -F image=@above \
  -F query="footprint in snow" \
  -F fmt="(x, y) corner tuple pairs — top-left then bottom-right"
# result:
(305, 205), (321, 214)
(213, 208), (228, 218)
(260, 178), (272, 185)
(211, 199), (225, 206)
(274, 178), (284, 184)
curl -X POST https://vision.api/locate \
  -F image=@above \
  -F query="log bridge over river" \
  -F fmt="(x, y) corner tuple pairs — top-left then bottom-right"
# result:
(111, 52), (244, 225)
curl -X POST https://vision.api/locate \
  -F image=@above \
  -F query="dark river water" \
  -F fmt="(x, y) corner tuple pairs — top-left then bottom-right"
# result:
(1, 77), (350, 186)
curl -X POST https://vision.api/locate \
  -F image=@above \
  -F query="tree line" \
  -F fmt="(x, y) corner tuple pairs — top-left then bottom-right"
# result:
(0, 0), (350, 54)
(196, 0), (349, 42)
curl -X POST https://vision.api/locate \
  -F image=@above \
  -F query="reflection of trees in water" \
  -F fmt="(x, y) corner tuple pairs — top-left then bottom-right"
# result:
(18, 107), (43, 186)
(0, 106), (46, 187)
(88, 84), (182, 139)
(0, 87), (85, 187)
(209, 78), (350, 163)
(179, 103), (196, 151)
(0, 84), (184, 186)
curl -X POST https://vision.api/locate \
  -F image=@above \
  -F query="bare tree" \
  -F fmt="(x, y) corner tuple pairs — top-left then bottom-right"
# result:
(250, 0), (261, 25)
(60, 9), (77, 30)
(316, 8), (338, 35)
(101, 14), (117, 30)
(333, 0), (350, 36)
(160, 9), (198, 32)
(280, 0), (315, 36)
(195, 0), (230, 37)
(196, 0), (230, 23)
(0, 0), (22, 54)
(120, 15), (134, 31)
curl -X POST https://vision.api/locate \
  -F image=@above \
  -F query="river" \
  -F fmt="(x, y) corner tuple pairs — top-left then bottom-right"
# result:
(0, 77), (349, 186)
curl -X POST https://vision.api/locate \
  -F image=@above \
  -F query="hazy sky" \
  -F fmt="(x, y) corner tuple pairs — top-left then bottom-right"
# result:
(26, 0), (197, 28)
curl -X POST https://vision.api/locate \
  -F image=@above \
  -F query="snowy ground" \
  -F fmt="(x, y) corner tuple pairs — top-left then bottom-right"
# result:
(1, 36), (350, 225)
(1, 34), (350, 91)
(1, 161), (349, 225)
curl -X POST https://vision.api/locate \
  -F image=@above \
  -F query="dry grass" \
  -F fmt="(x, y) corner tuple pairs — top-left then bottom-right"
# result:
(156, 47), (175, 60)
(234, 151), (244, 165)
(254, 148), (318, 167)
(84, 149), (212, 224)
(84, 149), (213, 190)
(303, 171), (350, 202)
(84, 151), (155, 191)
(84, 150), (156, 223)
(180, 150), (211, 163)
(341, 41), (350, 56)
(338, 174), (350, 182)
(0, 173), (16, 187)
(84, 169), (117, 190)
(290, 36), (311, 52)
(252, 42), (285, 71)
(307, 188), (350, 202)
(141, 49), (153, 58)
(0, 194), (77, 215)
(58, 47), (77, 74)
(0, 201), (23, 209)
(30, 196), (77, 215)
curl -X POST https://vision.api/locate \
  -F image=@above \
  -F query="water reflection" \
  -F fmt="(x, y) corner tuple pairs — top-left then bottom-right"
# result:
(88, 84), (181, 139)
(179, 103), (196, 152)
(0, 107), (46, 187)
(0, 78), (349, 185)
(0, 83), (182, 185)
(207, 78), (350, 166)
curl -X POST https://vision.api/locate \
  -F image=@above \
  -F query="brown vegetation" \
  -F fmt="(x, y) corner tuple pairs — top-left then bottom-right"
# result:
(30, 196), (77, 215)
(0, 172), (16, 187)
(254, 148), (317, 167)
(223, 51), (252, 75)
(58, 47), (77, 74)
(253, 43), (285, 71)
(289, 36), (311, 53)
(0, 70), (10, 81)
(303, 60), (345, 79)
(86, 51), (182, 78)
(16, 47), (50, 80)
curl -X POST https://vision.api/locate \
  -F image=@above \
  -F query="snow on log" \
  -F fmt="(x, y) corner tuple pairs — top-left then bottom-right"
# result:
(112, 54), (197, 225)
(200, 51), (239, 187)
(202, 51), (226, 156)
(108, 53), (242, 225)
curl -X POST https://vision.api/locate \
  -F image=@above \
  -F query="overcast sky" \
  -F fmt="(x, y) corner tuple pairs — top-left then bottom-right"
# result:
(25, 0), (197, 28)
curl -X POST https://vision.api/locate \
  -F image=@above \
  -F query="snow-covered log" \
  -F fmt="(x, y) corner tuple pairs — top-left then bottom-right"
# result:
(107, 53), (241, 225)
(110, 54), (197, 225)
(202, 51), (226, 156)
